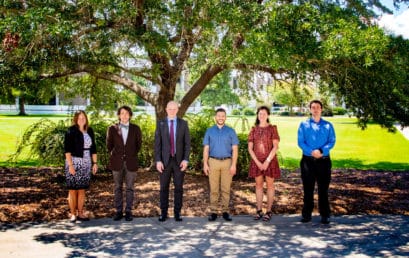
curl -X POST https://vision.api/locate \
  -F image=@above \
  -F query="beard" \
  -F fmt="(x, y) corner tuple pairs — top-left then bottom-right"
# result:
(216, 120), (225, 126)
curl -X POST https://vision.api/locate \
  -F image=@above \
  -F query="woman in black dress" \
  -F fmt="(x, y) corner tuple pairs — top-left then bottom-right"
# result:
(64, 110), (98, 222)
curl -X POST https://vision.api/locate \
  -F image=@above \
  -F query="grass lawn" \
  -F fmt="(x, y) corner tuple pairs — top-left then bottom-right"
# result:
(0, 115), (69, 166)
(1, 115), (408, 170)
(230, 116), (409, 170)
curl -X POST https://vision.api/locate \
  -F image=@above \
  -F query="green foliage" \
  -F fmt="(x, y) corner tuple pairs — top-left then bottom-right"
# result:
(11, 118), (68, 166)
(236, 133), (250, 178)
(132, 113), (156, 168)
(233, 114), (251, 134)
(243, 107), (256, 116)
(1, 0), (409, 127)
(231, 109), (241, 115)
(199, 71), (240, 107)
(333, 107), (348, 115)
(10, 117), (112, 169)
(185, 112), (214, 171)
(85, 117), (112, 171)
(9, 114), (155, 171)
(3, 116), (409, 170)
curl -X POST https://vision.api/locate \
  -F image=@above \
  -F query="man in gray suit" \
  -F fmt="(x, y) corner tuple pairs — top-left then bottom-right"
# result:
(154, 101), (191, 222)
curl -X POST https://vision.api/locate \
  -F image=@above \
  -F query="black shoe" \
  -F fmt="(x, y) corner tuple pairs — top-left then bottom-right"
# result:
(222, 212), (232, 221)
(125, 211), (133, 221)
(301, 217), (311, 223)
(158, 215), (167, 222)
(174, 213), (183, 222)
(321, 217), (330, 224)
(77, 216), (90, 221)
(208, 213), (217, 221)
(113, 212), (123, 221)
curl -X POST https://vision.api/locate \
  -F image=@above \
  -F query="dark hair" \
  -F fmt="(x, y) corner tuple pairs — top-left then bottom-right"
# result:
(72, 110), (89, 130)
(215, 108), (226, 114)
(255, 106), (270, 125)
(117, 105), (133, 117)
(309, 100), (323, 109)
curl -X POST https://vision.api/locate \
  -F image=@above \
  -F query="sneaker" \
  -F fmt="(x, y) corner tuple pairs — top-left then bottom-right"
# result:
(69, 214), (76, 222)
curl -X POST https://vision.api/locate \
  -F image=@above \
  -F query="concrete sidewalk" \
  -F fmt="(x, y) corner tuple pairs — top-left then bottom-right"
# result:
(1, 215), (408, 257)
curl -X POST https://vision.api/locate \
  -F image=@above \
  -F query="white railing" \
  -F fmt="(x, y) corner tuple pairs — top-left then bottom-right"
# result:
(0, 104), (203, 115)
(0, 105), (87, 115)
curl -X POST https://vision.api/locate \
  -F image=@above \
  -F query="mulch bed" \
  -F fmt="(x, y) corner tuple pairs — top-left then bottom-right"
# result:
(1, 167), (408, 224)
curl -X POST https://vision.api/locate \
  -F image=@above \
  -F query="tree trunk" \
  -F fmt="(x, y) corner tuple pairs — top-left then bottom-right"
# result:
(18, 96), (27, 116)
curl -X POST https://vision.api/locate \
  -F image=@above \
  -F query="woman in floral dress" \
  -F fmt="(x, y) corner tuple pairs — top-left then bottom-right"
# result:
(248, 106), (280, 221)
(64, 110), (98, 222)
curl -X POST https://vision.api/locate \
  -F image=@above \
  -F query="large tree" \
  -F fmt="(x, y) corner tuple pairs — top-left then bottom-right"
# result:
(1, 0), (408, 128)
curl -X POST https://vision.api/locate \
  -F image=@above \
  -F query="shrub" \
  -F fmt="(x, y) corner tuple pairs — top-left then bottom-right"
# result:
(280, 111), (290, 116)
(322, 109), (334, 117)
(11, 118), (68, 167)
(332, 107), (347, 115)
(185, 112), (214, 171)
(243, 107), (256, 116)
(231, 109), (242, 115)
(11, 117), (112, 170)
(236, 133), (251, 178)
(132, 113), (156, 169)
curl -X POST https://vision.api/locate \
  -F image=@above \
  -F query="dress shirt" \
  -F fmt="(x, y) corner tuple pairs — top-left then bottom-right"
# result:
(297, 118), (336, 157)
(120, 123), (129, 144)
(203, 124), (239, 158)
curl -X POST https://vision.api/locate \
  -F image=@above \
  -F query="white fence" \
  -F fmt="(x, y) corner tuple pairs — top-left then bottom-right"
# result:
(0, 105), (88, 115)
(0, 104), (203, 115)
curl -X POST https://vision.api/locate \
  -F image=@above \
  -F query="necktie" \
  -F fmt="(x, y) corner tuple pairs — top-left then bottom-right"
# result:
(120, 124), (129, 129)
(170, 120), (175, 156)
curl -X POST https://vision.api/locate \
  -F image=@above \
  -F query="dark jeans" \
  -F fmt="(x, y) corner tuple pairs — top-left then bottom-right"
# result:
(113, 162), (137, 213)
(159, 157), (185, 216)
(300, 155), (332, 218)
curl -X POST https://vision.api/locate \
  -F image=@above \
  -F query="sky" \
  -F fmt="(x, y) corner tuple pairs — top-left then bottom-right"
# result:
(377, 0), (409, 39)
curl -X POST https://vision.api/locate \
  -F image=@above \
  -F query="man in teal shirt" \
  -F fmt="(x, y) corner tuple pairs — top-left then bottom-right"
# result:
(298, 100), (336, 224)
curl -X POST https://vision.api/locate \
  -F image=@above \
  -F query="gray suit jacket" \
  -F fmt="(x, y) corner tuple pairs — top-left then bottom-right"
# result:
(154, 117), (190, 167)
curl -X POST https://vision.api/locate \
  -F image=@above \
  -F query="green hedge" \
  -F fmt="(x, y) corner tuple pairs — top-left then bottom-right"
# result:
(11, 112), (257, 176)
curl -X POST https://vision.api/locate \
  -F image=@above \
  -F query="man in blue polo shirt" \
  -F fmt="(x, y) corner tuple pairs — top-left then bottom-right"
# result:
(297, 100), (336, 224)
(203, 108), (239, 221)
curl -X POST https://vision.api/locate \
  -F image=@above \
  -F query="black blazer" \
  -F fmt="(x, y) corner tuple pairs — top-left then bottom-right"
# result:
(106, 123), (142, 171)
(154, 117), (191, 167)
(64, 125), (97, 158)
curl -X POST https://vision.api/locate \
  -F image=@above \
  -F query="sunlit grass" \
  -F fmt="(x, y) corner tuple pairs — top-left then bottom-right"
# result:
(1, 115), (408, 170)
(229, 116), (409, 170)
(0, 115), (68, 166)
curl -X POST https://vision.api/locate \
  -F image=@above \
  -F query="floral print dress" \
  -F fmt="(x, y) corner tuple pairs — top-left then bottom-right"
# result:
(248, 124), (281, 179)
(65, 133), (92, 189)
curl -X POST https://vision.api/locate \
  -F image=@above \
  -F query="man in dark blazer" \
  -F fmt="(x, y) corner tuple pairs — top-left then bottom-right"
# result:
(154, 101), (191, 222)
(107, 105), (142, 221)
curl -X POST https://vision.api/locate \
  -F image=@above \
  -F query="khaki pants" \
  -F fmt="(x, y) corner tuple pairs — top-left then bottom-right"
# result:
(208, 158), (233, 213)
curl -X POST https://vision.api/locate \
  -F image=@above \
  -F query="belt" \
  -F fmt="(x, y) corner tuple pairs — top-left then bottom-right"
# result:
(303, 155), (330, 160)
(210, 156), (231, 160)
